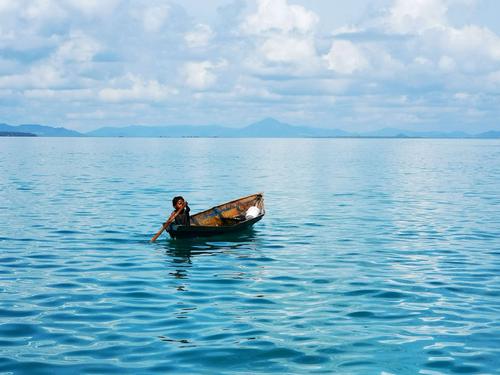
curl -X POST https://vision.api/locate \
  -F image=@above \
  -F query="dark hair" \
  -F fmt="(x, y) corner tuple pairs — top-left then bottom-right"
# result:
(172, 196), (184, 207)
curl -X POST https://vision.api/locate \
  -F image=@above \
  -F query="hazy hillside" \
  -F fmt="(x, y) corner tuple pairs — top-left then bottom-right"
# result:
(1, 120), (499, 138)
(0, 123), (82, 137)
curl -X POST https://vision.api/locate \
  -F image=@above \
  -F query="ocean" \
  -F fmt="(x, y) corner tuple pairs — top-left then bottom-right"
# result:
(1, 137), (499, 374)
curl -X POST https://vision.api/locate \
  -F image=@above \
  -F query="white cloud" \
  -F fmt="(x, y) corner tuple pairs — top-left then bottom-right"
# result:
(0, 0), (17, 12)
(183, 60), (228, 90)
(29, 64), (64, 87)
(385, 0), (447, 34)
(0, 56), (19, 74)
(439, 25), (500, 62)
(331, 25), (363, 36)
(0, 89), (15, 98)
(239, 0), (321, 75)
(232, 82), (281, 100)
(323, 40), (369, 74)
(0, 64), (64, 89)
(414, 56), (433, 67)
(381, 0), (500, 70)
(54, 31), (101, 63)
(407, 24), (500, 78)
(242, 0), (318, 35)
(142, 4), (170, 33)
(99, 75), (176, 102)
(0, 0), (119, 32)
(66, 0), (119, 17)
(0, 30), (102, 91)
(260, 35), (317, 65)
(184, 24), (214, 48)
(453, 92), (470, 100)
(486, 70), (500, 87)
(23, 0), (66, 21)
(353, 0), (500, 88)
(438, 55), (455, 72)
(24, 88), (93, 100)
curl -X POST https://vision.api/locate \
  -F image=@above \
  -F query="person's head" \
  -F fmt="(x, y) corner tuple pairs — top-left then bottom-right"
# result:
(172, 196), (185, 210)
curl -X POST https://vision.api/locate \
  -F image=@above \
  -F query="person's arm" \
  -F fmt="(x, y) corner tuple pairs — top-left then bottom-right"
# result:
(184, 203), (191, 226)
(164, 210), (177, 227)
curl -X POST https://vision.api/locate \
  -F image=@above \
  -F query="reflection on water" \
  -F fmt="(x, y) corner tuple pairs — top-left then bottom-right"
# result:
(164, 229), (258, 261)
(163, 230), (259, 291)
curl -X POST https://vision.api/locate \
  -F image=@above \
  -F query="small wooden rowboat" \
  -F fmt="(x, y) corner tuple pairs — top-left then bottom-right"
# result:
(167, 193), (265, 239)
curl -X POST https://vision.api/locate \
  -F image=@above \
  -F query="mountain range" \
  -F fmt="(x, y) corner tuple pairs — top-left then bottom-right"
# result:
(0, 123), (81, 137)
(1, 119), (499, 138)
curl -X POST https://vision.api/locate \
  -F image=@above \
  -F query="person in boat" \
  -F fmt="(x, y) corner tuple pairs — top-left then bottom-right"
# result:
(169, 196), (190, 227)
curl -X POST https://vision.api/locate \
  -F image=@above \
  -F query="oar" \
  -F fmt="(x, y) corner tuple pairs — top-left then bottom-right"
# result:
(150, 203), (185, 242)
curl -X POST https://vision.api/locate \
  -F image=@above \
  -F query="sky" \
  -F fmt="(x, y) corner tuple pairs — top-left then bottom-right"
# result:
(1, 0), (500, 132)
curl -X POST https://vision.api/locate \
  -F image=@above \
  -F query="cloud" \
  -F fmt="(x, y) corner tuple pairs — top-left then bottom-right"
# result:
(327, 0), (500, 85)
(0, 30), (101, 91)
(184, 24), (214, 48)
(24, 88), (93, 100)
(259, 35), (317, 65)
(141, 3), (170, 33)
(385, 0), (447, 34)
(433, 25), (500, 71)
(66, 0), (119, 17)
(0, 64), (64, 89)
(453, 92), (470, 100)
(232, 80), (281, 100)
(438, 55), (455, 72)
(239, 0), (321, 76)
(0, 0), (17, 12)
(54, 31), (101, 63)
(242, 0), (318, 34)
(323, 40), (369, 74)
(99, 74), (177, 102)
(381, 0), (500, 70)
(182, 60), (228, 90)
(22, 0), (67, 22)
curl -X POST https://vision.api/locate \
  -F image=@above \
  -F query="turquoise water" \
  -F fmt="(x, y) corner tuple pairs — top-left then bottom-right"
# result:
(1, 138), (499, 374)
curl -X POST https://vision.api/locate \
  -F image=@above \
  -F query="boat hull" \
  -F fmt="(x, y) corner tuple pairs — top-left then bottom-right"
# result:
(167, 193), (265, 239)
(168, 214), (264, 239)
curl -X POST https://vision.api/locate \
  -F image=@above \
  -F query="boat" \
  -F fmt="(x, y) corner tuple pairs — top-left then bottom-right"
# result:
(167, 193), (265, 239)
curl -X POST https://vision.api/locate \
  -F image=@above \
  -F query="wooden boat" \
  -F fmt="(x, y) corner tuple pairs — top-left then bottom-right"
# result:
(167, 193), (265, 239)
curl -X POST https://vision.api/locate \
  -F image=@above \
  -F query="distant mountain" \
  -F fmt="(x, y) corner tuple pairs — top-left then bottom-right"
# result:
(358, 127), (404, 137)
(1, 120), (499, 138)
(0, 131), (37, 137)
(363, 127), (471, 138)
(238, 118), (351, 137)
(87, 119), (500, 138)
(87, 118), (353, 138)
(86, 124), (234, 137)
(476, 131), (500, 138)
(0, 123), (82, 137)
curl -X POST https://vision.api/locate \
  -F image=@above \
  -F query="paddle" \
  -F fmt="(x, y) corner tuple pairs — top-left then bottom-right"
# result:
(150, 202), (186, 242)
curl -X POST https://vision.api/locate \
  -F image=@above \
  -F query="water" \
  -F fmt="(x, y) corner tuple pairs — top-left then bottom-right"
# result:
(1, 138), (499, 374)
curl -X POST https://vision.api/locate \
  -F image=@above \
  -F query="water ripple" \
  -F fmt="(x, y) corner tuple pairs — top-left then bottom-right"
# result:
(1, 138), (499, 374)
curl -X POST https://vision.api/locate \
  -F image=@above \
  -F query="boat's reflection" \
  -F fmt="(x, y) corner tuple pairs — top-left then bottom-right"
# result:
(160, 230), (259, 291)
(164, 229), (258, 263)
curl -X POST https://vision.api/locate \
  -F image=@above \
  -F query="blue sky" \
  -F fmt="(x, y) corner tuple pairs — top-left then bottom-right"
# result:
(1, 0), (499, 132)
